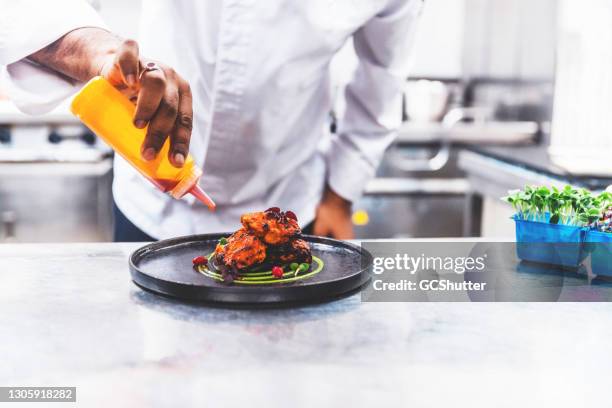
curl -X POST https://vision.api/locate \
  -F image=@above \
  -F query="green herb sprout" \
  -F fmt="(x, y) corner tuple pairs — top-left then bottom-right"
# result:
(503, 185), (612, 227)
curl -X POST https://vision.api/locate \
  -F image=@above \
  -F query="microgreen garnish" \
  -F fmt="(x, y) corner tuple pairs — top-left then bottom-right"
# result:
(503, 186), (612, 227)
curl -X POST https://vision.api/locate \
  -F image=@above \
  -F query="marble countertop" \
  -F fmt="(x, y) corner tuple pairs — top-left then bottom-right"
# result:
(1, 243), (611, 408)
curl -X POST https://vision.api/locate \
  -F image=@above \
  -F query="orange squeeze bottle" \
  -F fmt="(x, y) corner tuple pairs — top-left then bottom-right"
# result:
(70, 76), (215, 210)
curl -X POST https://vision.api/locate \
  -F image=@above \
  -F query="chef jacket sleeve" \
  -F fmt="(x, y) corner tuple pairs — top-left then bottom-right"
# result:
(0, 0), (107, 114)
(326, 0), (423, 202)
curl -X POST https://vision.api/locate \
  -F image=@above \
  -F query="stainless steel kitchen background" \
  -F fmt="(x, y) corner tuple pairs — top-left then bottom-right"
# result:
(1, 0), (609, 242)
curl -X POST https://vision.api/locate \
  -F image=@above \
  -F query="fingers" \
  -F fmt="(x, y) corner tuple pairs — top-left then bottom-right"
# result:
(169, 80), (193, 167)
(313, 201), (355, 239)
(109, 44), (192, 166)
(140, 71), (179, 161)
(116, 39), (139, 87)
(334, 221), (355, 240)
(315, 220), (353, 239)
(134, 67), (166, 130)
(101, 39), (140, 91)
(312, 218), (330, 237)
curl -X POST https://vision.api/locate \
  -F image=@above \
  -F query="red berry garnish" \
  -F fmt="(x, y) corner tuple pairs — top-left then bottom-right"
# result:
(285, 210), (297, 221)
(192, 256), (208, 266)
(272, 266), (284, 278)
(265, 207), (281, 213)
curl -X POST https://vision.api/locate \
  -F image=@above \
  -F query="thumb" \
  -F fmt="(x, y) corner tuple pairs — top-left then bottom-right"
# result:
(102, 39), (140, 90)
(115, 39), (140, 87)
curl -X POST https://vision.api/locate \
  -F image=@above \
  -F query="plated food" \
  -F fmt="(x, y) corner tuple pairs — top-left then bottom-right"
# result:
(192, 208), (323, 284)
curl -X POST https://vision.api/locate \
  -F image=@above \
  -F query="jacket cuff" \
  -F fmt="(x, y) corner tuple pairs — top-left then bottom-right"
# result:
(325, 137), (376, 203)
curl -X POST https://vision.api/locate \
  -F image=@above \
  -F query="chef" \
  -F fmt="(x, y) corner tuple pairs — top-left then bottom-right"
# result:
(0, 0), (422, 241)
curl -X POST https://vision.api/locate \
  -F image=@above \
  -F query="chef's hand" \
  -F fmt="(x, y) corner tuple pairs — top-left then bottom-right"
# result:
(29, 28), (192, 168)
(99, 40), (193, 167)
(313, 187), (354, 239)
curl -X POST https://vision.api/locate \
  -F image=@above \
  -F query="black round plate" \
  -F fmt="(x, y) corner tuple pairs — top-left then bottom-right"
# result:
(129, 234), (373, 305)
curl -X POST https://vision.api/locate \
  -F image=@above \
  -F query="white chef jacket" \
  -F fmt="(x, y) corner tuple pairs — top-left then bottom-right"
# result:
(0, 0), (422, 239)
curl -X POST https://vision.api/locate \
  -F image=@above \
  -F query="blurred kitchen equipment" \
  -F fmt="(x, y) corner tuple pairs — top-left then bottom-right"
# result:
(353, 103), (474, 239)
(387, 106), (493, 172)
(1, 211), (16, 242)
(404, 79), (450, 122)
(0, 101), (113, 243)
(548, 0), (612, 176)
(355, 76), (543, 239)
(462, 0), (556, 125)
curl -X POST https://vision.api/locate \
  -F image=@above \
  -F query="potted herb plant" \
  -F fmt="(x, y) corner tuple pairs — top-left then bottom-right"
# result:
(585, 192), (612, 276)
(503, 185), (601, 267)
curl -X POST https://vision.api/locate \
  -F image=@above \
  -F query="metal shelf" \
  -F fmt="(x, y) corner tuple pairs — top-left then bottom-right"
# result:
(364, 177), (469, 196)
(396, 121), (538, 145)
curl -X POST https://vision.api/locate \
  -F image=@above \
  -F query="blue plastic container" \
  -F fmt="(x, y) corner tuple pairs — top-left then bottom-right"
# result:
(584, 230), (612, 276)
(513, 215), (587, 268)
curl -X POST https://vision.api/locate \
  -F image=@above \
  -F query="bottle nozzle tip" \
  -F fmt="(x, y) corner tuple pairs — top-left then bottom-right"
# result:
(189, 185), (216, 211)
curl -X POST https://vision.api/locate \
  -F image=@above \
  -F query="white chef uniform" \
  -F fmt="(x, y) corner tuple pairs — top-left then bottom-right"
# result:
(0, 0), (422, 238)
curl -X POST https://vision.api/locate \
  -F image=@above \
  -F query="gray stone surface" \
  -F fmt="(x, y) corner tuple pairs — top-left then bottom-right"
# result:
(1, 243), (612, 408)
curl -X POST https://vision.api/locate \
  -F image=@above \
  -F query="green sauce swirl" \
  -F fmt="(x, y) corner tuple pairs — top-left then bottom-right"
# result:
(197, 254), (324, 285)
